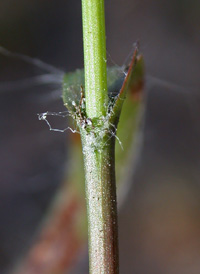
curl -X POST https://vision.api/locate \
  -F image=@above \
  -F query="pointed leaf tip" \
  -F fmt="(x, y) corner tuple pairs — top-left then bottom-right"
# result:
(109, 49), (145, 125)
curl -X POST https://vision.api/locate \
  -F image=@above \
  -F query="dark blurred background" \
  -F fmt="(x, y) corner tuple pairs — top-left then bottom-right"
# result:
(0, 0), (200, 273)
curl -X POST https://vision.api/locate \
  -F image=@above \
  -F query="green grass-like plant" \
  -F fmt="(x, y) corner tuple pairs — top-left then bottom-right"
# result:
(62, 0), (144, 273)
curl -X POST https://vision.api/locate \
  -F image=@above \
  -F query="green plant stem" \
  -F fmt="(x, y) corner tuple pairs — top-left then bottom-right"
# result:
(81, 0), (108, 119)
(81, 0), (119, 273)
(81, 130), (119, 273)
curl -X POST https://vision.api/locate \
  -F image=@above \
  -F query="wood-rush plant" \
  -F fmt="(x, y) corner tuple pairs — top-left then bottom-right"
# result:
(0, 3), (144, 270)
(0, 0), (144, 272)
(81, 0), (118, 272)
(62, 0), (143, 273)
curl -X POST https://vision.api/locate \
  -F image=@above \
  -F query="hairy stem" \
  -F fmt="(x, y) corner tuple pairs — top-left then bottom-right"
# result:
(81, 0), (108, 119)
(81, 129), (119, 274)
(81, 0), (119, 273)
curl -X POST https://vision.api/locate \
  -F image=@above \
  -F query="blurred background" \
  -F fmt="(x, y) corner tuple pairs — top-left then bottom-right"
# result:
(0, 0), (200, 273)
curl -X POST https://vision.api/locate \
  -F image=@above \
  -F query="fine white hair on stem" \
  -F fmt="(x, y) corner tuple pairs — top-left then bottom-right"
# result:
(107, 41), (139, 78)
(106, 50), (127, 77)
(146, 74), (198, 93)
(146, 74), (200, 136)
(122, 41), (139, 68)
(39, 89), (63, 103)
(0, 45), (64, 95)
(109, 122), (124, 150)
(0, 74), (63, 92)
(0, 45), (64, 74)
(37, 111), (79, 134)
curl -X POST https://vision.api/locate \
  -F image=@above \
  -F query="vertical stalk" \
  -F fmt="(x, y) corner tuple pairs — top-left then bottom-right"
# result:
(81, 0), (119, 273)
(81, 0), (108, 119)
(81, 130), (119, 274)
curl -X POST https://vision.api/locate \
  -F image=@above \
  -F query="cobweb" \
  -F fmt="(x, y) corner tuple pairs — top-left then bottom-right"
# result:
(0, 45), (127, 145)
(0, 44), (199, 141)
(1, 44), (199, 202)
(38, 111), (79, 134)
